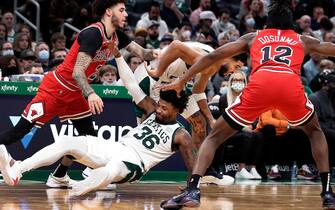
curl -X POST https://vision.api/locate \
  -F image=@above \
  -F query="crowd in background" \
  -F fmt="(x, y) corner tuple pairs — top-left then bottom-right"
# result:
(1, 0), (335, 180)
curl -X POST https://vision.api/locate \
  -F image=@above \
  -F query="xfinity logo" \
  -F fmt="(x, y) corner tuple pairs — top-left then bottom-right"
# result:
(10, 116), (37, 149)
(103, 88), (119, 95)
(1, 85), (18, 92)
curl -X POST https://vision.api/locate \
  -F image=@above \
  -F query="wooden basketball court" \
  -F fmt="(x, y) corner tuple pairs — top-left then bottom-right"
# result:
(0, 180), (326, 210)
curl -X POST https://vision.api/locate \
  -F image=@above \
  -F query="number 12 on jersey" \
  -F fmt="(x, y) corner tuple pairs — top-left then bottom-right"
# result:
(261, 46), (293, 65)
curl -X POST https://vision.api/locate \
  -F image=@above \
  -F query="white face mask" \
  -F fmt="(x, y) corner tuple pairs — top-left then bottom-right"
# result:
(181, 30), (191, 40)
(2, 49), (14, 56)
(231, 82), (245, 92)
(245, 18), (256, 27)
(38, 50), (50, 62)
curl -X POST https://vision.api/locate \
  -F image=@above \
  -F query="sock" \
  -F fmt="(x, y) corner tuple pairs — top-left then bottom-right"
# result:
(320, 172), (333, 193)
(53, 164), (69, 178)
(187, 174), (201, 190)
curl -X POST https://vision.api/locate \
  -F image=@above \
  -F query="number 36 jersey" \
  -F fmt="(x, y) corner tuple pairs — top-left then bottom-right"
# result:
(250, 29), (304, 75)
(120, 113), (182, 171)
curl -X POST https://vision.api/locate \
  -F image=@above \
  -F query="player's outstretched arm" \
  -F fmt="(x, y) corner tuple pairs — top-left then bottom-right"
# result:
(147, 40), (204, 78)
(126, 41), (160, 61)
(161, 33), (253, 94)
(72, 52), (104, 115)
(302, 35), (335, 57)
(173, 128), (194, 176)
(114, 47), (156, 116)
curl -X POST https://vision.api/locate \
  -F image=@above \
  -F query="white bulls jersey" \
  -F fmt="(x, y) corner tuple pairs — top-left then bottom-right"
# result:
(120, 113), (182, 171)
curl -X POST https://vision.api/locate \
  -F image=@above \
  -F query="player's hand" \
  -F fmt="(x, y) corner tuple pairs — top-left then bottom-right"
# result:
(159, 78), (185, 96)
(88, 93), (104, 115)
(112, 44), (121, 58)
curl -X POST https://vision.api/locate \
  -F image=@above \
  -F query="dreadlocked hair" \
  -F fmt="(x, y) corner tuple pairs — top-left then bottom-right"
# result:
(159, 90), (189, 113)
(266, 0), (294, 30)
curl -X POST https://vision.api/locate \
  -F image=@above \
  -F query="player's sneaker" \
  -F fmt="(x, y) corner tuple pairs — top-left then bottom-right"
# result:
(160, 188), (200, 209)
(0, 145), (21, 185)
(235, 168), (254, 180)
(267, 165), (281, 180)
(82, 167), (116, 190)
(297, 164), (317, 180)
(322, 191), (335, 209)
(46, 173), (77, 188)
(250, 167), (262, 180)
(201, 167), (234, 185)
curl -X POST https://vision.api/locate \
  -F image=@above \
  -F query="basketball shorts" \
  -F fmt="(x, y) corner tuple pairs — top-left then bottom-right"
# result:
(22, 72), (91, 127)
(223, 70), (314, 129)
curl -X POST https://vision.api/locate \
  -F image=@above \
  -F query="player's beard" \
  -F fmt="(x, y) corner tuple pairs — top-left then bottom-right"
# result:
(111, 15), (122, 29)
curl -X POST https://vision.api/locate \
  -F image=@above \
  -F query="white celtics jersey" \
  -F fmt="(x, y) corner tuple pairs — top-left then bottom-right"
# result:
(120, 113), (182, 171)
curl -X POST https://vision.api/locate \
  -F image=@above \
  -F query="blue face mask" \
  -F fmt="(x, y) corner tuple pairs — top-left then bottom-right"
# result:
(2, 49), (14, 56)
(38, 50), (50, 62)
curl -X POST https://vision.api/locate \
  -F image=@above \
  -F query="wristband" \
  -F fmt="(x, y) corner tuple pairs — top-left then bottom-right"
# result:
(193, 93), (207, 102)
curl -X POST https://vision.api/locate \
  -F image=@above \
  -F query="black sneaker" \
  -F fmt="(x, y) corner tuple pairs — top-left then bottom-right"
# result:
(322, 192), (335, 209)
(160, 188), (200, 209)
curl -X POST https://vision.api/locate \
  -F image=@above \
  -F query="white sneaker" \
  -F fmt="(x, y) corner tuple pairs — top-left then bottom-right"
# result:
(249, 167), (262, 180)
(201, 175), (235, 185)
(82, 167), (116, 190)
(46, 173), (77, 188)
(235, 168), (254, 180)
(0, 145), (21, 185)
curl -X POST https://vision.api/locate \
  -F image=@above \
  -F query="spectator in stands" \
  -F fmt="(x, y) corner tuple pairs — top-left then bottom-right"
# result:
(34, 42), (50, 71)
(50, 33), (67, 52)
(194, 11), (217, 43)
(0, 55), (20, 77)
(211, 8), (236, 37)
(49, 0), (79, 33)
(145, 21), (160, 49)
(217, 31), (230, 46)
(303, 52), (324, 85)
(51, 48), (67, 60)
(72, 4), (93, 30)
(13, 33), (32, 58)
(313, 16), (333, 41)
(248, 0), (267, 30)
(311, 6), (325, 30)
(161, 0), (185, 30)
(127, 54), (143, 72)
(189, 0), (211, 26)
(17, 24), (36, 49)
(256, 109), (316, 180)
(99, 65), (118, 86)
(19, 49), (36, 74)
(324, 31), (335, 43)
(219, 71), (263, 180)
(173, 18), (193, 42)
(0, 23), (8, 46)
(133, 28), (148, 48)
(1, 41), (14, 56)
(136, 1), (169, 39)
(296, 15), (313, 35)
(309, 70), (335, 168)
(25, 62), (44, 75)
(159, 33), (174, 49)
(1, 11), (15, 43)
(309, 59), (335, 92)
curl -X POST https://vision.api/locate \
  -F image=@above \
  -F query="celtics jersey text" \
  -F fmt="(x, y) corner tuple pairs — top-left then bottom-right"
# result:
(120, 113), (182, 171)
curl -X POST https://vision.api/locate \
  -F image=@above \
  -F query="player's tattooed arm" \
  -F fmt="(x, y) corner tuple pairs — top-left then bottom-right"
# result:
(174, 129), (195, 176)
(125, 41), (159, 61)
(72, 52), (94, 96)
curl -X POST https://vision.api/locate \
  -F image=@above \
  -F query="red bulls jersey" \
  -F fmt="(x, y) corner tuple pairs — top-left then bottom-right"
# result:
(54, 22), (117, 91)
(250, 29), (304, 75)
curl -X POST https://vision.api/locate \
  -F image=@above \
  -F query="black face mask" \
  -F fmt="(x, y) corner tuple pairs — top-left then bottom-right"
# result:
(149, 33), (159, 40)
(3, 66), (19, 77)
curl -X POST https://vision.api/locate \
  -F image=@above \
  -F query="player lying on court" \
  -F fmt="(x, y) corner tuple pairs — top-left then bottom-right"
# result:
(160, 0), (335, 209)
(0, 52), (194, 197)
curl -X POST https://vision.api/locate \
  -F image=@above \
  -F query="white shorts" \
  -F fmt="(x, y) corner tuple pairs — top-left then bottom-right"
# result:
(181, 94), (200, 119)
(75, 136), (143, 170)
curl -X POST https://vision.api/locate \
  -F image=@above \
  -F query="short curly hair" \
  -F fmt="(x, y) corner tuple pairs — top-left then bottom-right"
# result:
(159, 90), (189, 113)
(92, 0), (127, 18)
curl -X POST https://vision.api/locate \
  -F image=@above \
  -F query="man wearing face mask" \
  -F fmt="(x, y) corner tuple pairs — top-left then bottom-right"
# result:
(35, 42), (50, 72)
(211, 9), (236, 37)
(309, 70), (335, 168)
(0, 0), (159, 190)
(1, 41), (14, 56)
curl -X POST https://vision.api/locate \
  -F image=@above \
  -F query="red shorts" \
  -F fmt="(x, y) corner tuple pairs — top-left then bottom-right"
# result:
(224, 70), (314, 128)
(22, 72), (91, 128)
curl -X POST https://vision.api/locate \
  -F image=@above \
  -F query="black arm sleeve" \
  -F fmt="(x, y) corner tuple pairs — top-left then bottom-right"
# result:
(116, 29), (131, 49)
(78, 27), (103, 57)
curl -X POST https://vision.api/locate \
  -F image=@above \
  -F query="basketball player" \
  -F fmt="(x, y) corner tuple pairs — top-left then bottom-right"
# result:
(0, 0), (159, 188)
(0, 53), (193, 196)
(133, 41), (244, 185)
(161, 0), (335, 209)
